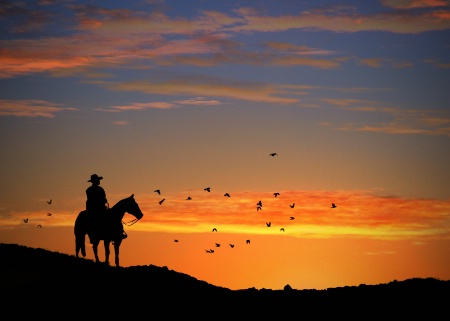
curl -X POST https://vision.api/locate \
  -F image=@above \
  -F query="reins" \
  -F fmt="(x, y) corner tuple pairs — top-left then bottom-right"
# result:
(122, 217), (140, 226)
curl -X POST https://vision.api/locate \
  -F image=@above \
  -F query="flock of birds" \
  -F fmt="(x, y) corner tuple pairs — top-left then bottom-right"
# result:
(22, 199), (53, 228)
(152, 152), (337, 254)
(22, 153), (338, 255)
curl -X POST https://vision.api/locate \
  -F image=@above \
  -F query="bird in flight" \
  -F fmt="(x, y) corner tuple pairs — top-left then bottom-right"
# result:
(154, 189), (161, 195)
(205, 249), (214, 253)
(269, 153), (278, 157)
(158, 198), (165, 205)
(266, 222), (271, 227)
(224, 193), (230, 197)
(273, 192), (280, 197)
(212, 228), (217, 232)
(37, 224), (42, 228)
(186, 196), (192, 200)
(204, 187), (211, 192)
(331, 203), (337, 208)
(246, 239), (251, 244)
(174, 239), (179, 242)
(47, 199), (52, 204)
(23, 218), (28, 223)
(280, 228), (285, 232)
(47, 213), (52, 216)
(229, 244), (234, 248)
(215, 243), (221, 247)
(290, 216), (295, 220)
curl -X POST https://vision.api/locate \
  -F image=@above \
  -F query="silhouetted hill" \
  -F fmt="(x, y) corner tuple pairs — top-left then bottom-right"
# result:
(1, 243), (448, 318)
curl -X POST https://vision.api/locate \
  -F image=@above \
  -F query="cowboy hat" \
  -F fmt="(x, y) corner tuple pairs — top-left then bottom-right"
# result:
(88, 174), (103, 182)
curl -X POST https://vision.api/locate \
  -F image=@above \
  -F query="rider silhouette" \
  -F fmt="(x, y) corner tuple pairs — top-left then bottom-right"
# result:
(86, 174), (108, 243)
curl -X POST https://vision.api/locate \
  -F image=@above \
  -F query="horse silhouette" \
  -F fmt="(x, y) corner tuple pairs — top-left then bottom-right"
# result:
(74, 194), (144, 267)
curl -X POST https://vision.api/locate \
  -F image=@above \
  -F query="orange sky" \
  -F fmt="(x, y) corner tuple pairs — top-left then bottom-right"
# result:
(2, 189), (449, 290)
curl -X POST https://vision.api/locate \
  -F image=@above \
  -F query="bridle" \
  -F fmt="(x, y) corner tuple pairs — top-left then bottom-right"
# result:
(122, 216), (141, 226)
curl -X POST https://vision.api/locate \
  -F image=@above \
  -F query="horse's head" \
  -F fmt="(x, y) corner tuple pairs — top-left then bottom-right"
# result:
(126, 194), (144, 220)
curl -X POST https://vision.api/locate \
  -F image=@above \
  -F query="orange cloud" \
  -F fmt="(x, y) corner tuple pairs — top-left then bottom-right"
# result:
(359, 58), (384, 68)
(3, 190), (449, 241)
(232, 7), (450, 34)
(98, 79), (300, 104)
(381, 0), (449, 9)
(0, 100), (77, 118)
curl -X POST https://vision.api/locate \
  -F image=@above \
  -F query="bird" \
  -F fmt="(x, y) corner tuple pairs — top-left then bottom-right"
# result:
(224, 193), (230, 197)
(37, 224), (42, 228)
(273, 192), (280, 197)
(47, 213), (52, 216)
(280, 228), (285, 232)
(154, 189), (161, 195)
(266, 222), (271, 227)
(289, 203), (295, 208)
(174, 239), (179, 242)
(331, 203), (337, 208)
(206, 249), (214, 253)
(23, 218), (28, 223)
(229, 244), (234, 248)
(204, 187), (211, 192)
(159, 198), (165, 205)
(215, 243), (221, 247)
(290, 216), (295, 220)
(186, 196), (192, 200)
(47, 199), (52, 204)
(212, 228), (217, 232)
(246, 239), (251, 244)
(269, 153), (278, 157)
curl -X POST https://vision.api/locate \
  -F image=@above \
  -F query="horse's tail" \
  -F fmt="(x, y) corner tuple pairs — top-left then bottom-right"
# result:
(75, 211), (87, 258)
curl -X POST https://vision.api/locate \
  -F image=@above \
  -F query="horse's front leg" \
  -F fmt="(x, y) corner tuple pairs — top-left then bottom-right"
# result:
(92, 240), (100, 263)
(114, 239), (122, 267)
(104, 239), (111, 265)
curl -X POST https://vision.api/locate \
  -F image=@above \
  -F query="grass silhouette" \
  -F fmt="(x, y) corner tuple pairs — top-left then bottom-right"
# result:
(1, 243), (448, 318)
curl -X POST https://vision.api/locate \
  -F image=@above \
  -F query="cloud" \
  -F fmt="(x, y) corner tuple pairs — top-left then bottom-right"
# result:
(319, 98), (450, 137)
(4, 189), (448, 241)
(380, 0), (450, 9)
(358, 58), (384, 68)
(423, 59), (450, 69)
(0, 100), (77, 118)
(96, 78), (300, 104)
(232, 6), (450, 34)
(112, 121), (129, 125)
(97, 102), (176, 112)
(174, 97), (222, 106)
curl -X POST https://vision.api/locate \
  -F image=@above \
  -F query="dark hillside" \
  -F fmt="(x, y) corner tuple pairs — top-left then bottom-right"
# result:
(1, 243), (448, 318)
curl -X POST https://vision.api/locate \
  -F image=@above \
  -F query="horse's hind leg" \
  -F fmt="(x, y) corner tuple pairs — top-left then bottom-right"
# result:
(75, 233), (86, 258)
(104, 240), (110, 265)
(114, 239), (122, 267)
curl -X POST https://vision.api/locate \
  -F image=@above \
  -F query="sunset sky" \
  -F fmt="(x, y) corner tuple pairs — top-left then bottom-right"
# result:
(1, 0), (450, 291)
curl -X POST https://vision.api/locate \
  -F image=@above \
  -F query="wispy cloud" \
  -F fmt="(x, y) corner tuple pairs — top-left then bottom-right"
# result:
(1, 2), (449, 79)
(96, 102), (175, 112)
(0, 99), (77, 118)
(319, 98), (450, 137)
(381, 0), (450, 9)
(174, 97), (222, 106)
(3, 190), (449, 241)
(95, 78), (300, 104)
